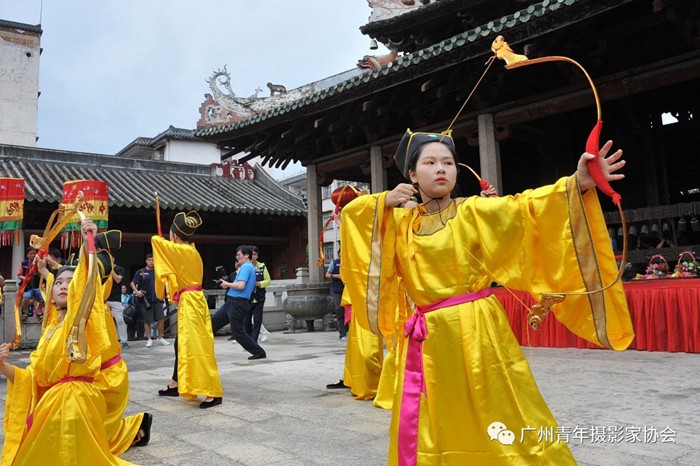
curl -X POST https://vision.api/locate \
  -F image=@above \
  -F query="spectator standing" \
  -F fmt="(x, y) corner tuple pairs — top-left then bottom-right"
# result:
(17, 247), (43, 320)
(326, 249), (347, 340)
(120, 285), (133, 348)
(106, 261), (129, 349)
(244, 246), (271, 342)
(130, 254), (169, 348)
(219, 245), (267, 360)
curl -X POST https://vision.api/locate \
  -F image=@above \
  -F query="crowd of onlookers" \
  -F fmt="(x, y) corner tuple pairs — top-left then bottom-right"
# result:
(1, 244), (274, 351)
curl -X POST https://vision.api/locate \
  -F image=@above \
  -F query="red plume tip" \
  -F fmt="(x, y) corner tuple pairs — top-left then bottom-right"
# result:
(479, 180), (490, 191)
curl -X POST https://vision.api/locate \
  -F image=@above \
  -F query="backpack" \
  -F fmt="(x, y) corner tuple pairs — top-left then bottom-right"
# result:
(123, 302), (139, 326)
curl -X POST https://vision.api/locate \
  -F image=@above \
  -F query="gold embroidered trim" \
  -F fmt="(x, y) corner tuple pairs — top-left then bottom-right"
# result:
(413, 198), (466, 236)
(365, 195), (383, 335)
(567, 175), (611, 349)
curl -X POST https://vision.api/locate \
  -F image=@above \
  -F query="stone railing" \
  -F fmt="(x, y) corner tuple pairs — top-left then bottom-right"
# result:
(1, 280), (44, 348)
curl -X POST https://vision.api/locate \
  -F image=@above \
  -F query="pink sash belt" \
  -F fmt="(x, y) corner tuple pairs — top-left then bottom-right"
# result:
(100, 354), (122, 370)
(173, 285), (202, 302)
(28, 376), (95, 430)
(398, 288), (493, 466)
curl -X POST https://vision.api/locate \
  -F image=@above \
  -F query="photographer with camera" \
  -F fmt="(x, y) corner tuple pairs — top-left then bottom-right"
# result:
(216, 245), (267, 360)
(130, 253), (169, 348)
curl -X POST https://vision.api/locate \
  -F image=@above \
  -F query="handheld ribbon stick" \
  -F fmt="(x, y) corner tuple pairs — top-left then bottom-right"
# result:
(154, 191), (172, 312)
(11, 192), (87, 349)
(66, 207), (98, 362)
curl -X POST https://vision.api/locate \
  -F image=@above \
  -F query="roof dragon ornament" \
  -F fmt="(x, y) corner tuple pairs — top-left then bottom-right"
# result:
(201, 66), (316, 126)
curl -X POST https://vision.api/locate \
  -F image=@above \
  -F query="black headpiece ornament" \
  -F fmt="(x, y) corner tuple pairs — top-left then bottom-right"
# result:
(171, 211), (203, 239)
(393, 128), (457, 179)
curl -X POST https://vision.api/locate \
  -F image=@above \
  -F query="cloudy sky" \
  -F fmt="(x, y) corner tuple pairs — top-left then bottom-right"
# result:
(1, 1), (386, 175)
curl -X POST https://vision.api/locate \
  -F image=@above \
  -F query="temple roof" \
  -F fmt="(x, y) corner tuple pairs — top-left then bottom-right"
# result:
(194, 0), (697, 180)
(0, 19), (42, 34)
(194, 0), (622, 158)
(360, 0), (508, 53)
(116, 125), (201, 158)
(195, 0), (592, 139)
(0, 144), (306, 217)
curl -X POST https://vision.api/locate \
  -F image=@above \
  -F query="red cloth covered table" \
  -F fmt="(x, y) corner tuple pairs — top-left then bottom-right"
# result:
(494, 278), (700, 353)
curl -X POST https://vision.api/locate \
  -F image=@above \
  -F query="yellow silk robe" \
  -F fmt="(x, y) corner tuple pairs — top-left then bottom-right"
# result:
(341, 176), (634, 466)
(373, 280), (411, 410)
(95, 277), (144, 455)
(151, 236), (223, 398)
(1, 250), (131, 465)
(343, 311), (384, 401)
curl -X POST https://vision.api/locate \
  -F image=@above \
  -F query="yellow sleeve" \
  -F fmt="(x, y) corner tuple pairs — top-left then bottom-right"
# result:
(1, 367), (34, 465)
(460, 175), (633, 350)
(151, 236), (180, 300)
(340, 192), (403, 337)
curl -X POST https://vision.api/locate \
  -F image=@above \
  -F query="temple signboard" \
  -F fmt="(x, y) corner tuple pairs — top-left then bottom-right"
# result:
(212, 160), (256, 180)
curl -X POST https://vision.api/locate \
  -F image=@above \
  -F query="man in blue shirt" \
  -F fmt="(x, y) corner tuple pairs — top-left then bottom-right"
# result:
(217, 245), (266, 360)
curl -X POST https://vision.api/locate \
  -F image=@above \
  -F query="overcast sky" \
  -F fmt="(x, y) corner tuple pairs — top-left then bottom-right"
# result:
(1, 1), (386, 176)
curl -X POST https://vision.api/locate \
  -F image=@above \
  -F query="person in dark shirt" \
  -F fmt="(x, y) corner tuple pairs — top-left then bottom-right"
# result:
(106, 262), (128, 348)
(131, 253), (168, 348)
(325, 249), (346, 340)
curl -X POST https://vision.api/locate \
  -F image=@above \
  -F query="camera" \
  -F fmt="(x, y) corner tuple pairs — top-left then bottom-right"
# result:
(213, 265), (228, 286)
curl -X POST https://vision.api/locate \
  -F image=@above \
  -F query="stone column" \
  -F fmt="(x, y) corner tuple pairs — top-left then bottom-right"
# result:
(477, 113), (502, 194)
(306, 164), (323, 282)
(2, 280), (18, 344)
(11, 235), (24, 279)
(370, 145), (387, 193)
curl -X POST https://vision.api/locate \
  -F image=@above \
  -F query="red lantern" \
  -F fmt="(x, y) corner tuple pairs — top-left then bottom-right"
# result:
(0, 177), (24, 246)
(330, 185), (362, 212)
(61, 180), (109, 248)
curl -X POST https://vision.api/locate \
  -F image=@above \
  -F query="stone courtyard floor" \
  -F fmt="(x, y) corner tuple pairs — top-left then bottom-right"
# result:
(1, 331), (699, 465)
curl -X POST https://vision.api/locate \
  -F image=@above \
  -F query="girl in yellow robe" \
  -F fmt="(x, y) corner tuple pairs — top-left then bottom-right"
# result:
(92, 231), (148, 454)
(0, 218), (134, 465)
(152, 210), (223, 408)
(341, 131), (634, 466)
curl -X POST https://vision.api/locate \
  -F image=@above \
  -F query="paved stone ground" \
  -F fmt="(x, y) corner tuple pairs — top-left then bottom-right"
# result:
(1, 331), (699, 465)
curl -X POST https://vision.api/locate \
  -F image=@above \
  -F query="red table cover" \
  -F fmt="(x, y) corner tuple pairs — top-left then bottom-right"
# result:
(494, 278), (700, 353)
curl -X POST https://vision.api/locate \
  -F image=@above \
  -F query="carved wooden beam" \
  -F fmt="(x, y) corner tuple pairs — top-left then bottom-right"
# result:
(362, 100), (376, 112)
(238, 152), (257, 164)
(294, 131), (315, 145)
(280, 158), (293, 170)
(466, 124), (509, 146)
(314, 115), (330, 128)
(421, 78), (439, 93)
(243, 133), (267, 153)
